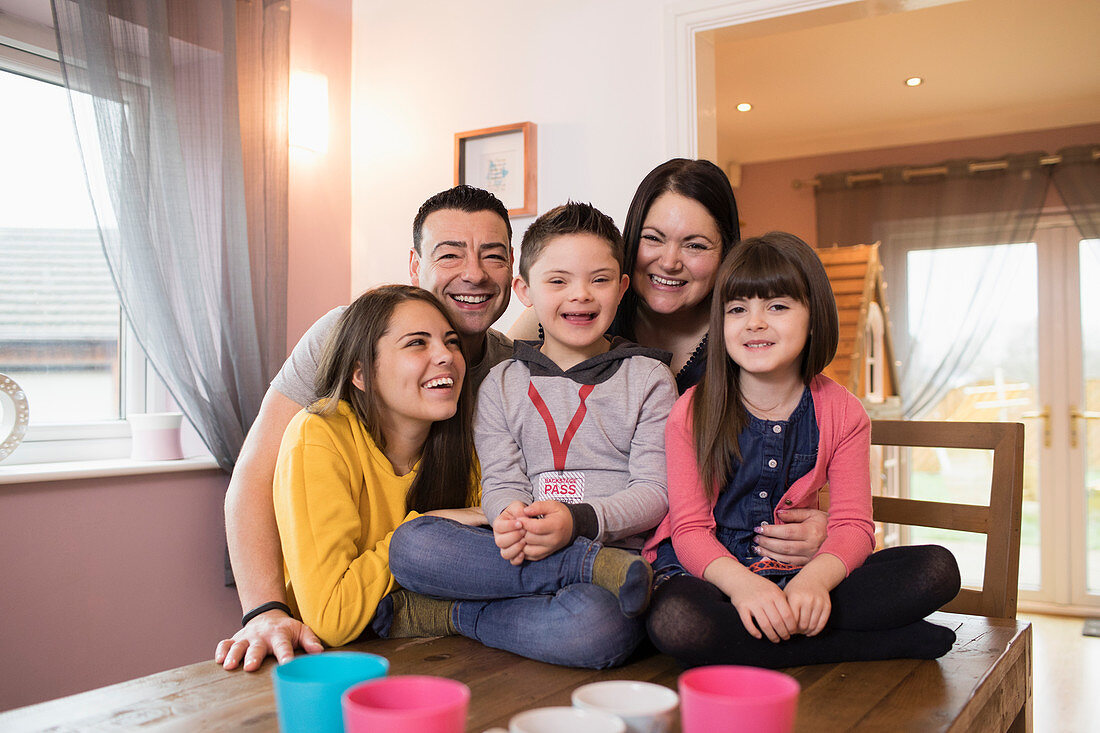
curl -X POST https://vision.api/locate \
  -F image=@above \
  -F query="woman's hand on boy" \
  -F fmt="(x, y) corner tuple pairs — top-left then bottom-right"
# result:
(493, 500), (529, 565)
(517, 500), (574, 561)
(753, 508), (828, 566)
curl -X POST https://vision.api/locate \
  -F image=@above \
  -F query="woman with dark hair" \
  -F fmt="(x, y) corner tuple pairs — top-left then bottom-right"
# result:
(610, 158), (740, 393)
(272, 284), (483, 647)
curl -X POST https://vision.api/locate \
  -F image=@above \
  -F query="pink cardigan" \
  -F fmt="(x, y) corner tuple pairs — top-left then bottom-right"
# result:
(643, 374), (875, 577)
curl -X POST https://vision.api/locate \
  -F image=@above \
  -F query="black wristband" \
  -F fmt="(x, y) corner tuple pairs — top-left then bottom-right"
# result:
(565, 502), (598, 542)
(241, 601), (293, 627)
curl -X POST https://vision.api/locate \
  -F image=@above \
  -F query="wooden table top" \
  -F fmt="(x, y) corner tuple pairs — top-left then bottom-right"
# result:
(0, 612), (1031, 732)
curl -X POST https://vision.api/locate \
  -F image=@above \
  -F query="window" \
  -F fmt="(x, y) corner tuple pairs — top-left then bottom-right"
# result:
(882, 214), (1100, 611)
(0, 15), (172, 466)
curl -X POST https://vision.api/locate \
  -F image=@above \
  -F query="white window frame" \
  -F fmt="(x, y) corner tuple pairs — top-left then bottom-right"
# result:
(864, 301), (886, 404)
(0, 13), (182, 468)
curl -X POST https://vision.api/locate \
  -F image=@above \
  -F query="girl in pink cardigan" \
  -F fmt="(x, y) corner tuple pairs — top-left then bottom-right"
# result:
(644, 232), (960, 668)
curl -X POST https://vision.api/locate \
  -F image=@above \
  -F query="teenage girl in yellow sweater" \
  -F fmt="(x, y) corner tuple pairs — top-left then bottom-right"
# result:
(273, 285), (483, 646)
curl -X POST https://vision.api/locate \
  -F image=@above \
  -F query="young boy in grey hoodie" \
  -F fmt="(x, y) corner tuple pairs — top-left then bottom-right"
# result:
(386, 202), (677, 669)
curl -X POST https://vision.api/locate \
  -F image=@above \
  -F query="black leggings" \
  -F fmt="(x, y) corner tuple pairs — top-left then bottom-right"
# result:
(646, 545), (961, 668)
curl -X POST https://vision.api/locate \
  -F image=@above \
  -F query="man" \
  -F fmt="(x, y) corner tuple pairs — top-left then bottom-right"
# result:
(215, 186), (514, 671)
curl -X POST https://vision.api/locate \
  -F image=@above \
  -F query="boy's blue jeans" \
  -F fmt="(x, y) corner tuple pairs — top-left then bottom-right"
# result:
(383, 515), (644, 669)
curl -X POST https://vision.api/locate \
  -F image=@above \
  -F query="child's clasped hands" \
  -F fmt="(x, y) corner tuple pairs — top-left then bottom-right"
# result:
(492, 499), (575, 564)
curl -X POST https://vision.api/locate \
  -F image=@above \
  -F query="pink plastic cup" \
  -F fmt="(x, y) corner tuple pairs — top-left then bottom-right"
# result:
(342, 674), (470, 733)
(678, 665), (800, 733)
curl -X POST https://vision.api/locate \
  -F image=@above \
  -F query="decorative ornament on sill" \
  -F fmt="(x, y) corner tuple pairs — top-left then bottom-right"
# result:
(0, 373), (30, 462)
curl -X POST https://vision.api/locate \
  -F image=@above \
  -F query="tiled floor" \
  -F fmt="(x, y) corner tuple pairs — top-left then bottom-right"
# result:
(1020, 613), (1100, 732)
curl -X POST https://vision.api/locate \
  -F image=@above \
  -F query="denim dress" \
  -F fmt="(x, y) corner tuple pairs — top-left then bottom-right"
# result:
(655, 387), (819, 587)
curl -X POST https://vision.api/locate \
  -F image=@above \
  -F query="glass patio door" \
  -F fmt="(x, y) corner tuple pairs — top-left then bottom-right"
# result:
(902, 220), (1099, 611)
(1067, 231), (1099, 607)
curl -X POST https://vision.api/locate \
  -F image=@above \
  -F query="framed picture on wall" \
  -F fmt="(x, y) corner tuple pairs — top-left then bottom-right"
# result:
(454, 121), (537, 217)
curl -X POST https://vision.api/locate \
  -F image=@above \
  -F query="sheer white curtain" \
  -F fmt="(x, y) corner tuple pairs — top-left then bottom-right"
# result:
(52, 0), (289, 470)
(816, 154), (1050, 418)
(1052, 144), (1100, 241)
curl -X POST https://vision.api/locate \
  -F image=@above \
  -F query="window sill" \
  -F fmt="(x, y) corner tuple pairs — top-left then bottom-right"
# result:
(0, 456), (222, 485)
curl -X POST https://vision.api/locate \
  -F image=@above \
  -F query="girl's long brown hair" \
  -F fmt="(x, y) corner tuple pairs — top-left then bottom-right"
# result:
(691, 232), (838, 499)
(311, 285), (476, 512)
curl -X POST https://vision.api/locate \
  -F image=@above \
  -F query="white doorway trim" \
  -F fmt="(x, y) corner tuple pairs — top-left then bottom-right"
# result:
(663, 1), (971, 159)
(663, 0), (857, 158)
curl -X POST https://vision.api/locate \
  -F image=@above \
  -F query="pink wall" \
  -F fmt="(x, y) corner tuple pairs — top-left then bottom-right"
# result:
(287, 0), (354, 343)
(0, 0), (353, 712)
(0, 470), (240, 710)
(736, 123), (1100, 245)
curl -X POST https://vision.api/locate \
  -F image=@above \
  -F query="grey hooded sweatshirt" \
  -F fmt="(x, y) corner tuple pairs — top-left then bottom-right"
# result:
(476, 337), (677, 550)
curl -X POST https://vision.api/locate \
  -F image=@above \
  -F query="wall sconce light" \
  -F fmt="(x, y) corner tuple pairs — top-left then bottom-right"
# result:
(290, 71), (329, 154)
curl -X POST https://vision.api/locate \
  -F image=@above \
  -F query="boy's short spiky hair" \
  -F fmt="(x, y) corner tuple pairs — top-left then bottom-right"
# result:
(518, 201), (624, 280)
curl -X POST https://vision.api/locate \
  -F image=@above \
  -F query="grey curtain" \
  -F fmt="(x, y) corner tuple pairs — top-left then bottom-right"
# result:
(52, 0), (289, 471)
(816, 153), (1050, 418)
(1051, 145), (1100, 240)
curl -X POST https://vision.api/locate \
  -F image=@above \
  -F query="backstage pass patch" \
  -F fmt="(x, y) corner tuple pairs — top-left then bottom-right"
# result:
(535, 471), (586, 504)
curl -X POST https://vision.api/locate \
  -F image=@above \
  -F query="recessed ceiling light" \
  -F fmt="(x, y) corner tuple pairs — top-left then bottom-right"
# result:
(736, 102), (752, 112)
(905, 77), (923, 87)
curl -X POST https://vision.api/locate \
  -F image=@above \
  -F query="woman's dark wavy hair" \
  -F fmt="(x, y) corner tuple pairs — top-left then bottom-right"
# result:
(311, 285), (476, 512)
(692, 232), (839, 499)
(611, 158), (742, 339)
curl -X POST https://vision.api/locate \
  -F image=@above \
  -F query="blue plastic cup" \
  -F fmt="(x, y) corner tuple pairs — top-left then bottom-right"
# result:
(272, 651), (389, 733)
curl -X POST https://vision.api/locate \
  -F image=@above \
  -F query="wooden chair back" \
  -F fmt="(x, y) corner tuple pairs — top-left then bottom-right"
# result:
(870, 420), (1025, 620)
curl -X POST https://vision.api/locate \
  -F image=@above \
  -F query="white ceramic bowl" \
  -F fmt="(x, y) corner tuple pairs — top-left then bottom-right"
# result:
(572, 681), (679, 733)
(509, 706), (626, 733)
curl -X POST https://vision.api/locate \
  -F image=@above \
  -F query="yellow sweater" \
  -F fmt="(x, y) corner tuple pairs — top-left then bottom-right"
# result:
(273, 400), (420, 647)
